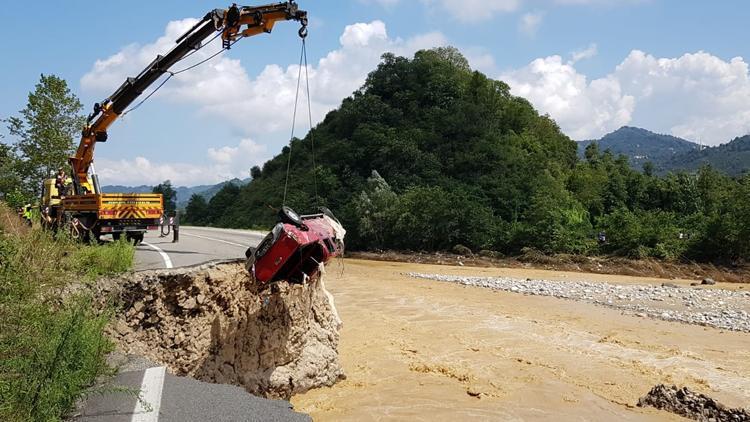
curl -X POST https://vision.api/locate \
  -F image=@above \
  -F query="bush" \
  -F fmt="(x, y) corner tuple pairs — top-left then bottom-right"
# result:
(452, 244), (472, 256)
(598, 208), (688, 260)
(0, 203), (130, 421)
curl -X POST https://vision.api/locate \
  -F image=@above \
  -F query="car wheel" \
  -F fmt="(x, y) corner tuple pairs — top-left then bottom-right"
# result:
(255, 234), (274, 258)
(278, 206), (303, 226)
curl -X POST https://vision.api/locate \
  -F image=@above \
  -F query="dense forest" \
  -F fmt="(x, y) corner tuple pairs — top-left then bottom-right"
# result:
(185, 47), (750, 263)
(578, 126), (700, 170)
(664, 135), (750, 176)
(579, 127), (750, 176)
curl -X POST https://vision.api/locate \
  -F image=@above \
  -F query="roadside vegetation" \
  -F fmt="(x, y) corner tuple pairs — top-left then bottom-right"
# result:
(0, 203), (135, 421)
(186, 47), (749, 265)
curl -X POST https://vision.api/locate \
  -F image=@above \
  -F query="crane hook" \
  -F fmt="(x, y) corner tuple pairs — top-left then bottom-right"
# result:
(298, 23), (308, 39)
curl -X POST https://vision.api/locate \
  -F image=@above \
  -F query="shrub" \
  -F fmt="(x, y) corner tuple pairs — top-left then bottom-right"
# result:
(0, 203), (130, 421)
(452, 244), (472, 256)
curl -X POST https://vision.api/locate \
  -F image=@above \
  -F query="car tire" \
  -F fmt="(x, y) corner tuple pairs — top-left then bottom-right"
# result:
(255, 234), (274, 258)
(278, 206), (303, 227)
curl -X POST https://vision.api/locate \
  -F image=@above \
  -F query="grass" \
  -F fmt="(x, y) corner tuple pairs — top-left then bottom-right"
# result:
(0, 203), (135, 421)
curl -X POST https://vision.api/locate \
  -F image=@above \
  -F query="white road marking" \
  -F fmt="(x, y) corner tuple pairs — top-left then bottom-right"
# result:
(182, 226), (267, 237)
(142, 242), (173, 269)
(181, 232), (250, 248)
(131, 366), (166, 422)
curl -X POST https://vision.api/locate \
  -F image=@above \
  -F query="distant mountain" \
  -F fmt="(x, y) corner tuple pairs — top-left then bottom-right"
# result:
(578, 127), (700, 169)
(100, 185), (153, 194)
(102, 177), (250, 208)
(664, 135), (750, 176)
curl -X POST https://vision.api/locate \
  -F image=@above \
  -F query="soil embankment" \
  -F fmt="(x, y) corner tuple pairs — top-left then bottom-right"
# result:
(97, 261), (344, 399)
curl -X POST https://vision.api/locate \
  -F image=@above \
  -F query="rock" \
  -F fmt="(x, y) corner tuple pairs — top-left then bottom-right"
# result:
(452, 244), (472, 256)
(114, 320), (130, 336)
(690, 282), (700, 286)
(661, 283), (679, 288)
(702, 278), (716, 285)
(133, 301), (145, 312)
(181, 297), (197, 310)
(638, 384), (750, 421)
(196, 294), (206, 305)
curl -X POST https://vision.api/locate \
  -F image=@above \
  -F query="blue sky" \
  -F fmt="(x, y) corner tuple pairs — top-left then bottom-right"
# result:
(2, 0), (750, 186)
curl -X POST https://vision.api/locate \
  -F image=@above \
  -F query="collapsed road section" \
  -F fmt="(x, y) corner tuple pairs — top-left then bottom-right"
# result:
(98, 260), (344, 400)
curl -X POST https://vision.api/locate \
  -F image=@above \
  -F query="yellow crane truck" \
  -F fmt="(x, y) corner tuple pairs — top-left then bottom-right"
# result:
(41, 2), (308, 244)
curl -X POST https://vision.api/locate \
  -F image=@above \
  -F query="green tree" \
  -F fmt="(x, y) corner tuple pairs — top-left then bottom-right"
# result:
(152, 180), (177, 216)
(184, 194), (209, 226)
(0, 141), (22, 205)
(522, 172), (593, 254)
(6, 74), (84, 198)
(351, 170), (399, 249)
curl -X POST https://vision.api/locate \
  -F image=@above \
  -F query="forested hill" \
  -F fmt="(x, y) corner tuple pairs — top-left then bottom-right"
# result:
(664, 135), (750, 176)
(187, 47), (750, 262)
(578, 127), (699, 169)
(579, 127), (750, 176)
(188, 47), (577, 247)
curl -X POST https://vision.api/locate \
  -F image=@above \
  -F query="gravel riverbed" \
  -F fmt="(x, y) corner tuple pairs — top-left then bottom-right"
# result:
(408, 273), (750, 333)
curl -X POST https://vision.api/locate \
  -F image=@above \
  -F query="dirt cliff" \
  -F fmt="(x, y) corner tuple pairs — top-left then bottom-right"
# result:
(100, 260), (344, 399)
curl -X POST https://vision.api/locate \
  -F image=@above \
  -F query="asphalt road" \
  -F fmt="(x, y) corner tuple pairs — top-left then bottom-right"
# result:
(77, 225), (313, 422)
(135, 226), (267, 270)
(76, 365), (309, 422)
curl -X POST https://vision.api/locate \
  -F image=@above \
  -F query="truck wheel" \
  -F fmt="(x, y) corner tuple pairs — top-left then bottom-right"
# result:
(112, 232), (121, 241)
(278, 206), (303, 227)
(125, 232), (144, 246)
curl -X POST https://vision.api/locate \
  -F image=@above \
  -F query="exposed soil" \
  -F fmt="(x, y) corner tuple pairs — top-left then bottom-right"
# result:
(96, 260), (344, 400)
(350, 250), (750, 284)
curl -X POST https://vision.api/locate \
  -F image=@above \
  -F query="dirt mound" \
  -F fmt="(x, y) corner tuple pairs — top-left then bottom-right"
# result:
(100, 260), (344, 400)
(638, 384), (749, 421)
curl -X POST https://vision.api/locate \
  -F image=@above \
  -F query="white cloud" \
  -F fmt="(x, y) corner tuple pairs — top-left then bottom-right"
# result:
(96, 138), (269, 186)
(82, 20), (446, 138)
(614, 50), (750, 143)
(569, 43), (597, 64)
(83, 20), (447, 185)
(519, 12), (543, 37)
(501, 55), (634, 140)
(501, 50), (750, 143)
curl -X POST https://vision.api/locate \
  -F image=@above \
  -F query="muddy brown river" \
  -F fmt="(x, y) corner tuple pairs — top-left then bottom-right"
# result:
(291, 259), (750, 421)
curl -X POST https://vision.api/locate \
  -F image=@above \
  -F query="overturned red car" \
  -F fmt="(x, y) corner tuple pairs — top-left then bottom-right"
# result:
(246, 206), (345, 284)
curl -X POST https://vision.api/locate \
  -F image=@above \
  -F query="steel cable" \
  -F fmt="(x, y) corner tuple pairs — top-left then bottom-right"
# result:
(282, 41), (306, 206)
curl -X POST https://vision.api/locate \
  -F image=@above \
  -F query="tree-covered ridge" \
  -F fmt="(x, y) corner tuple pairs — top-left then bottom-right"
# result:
(664, 135), (750, 176)
(578, 126), (700, 169)
(579, 127), (750, 176)
(187, 47), (750, 262)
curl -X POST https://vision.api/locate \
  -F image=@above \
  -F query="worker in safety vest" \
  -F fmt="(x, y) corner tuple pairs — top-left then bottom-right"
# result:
(22, 204), (33, 226)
